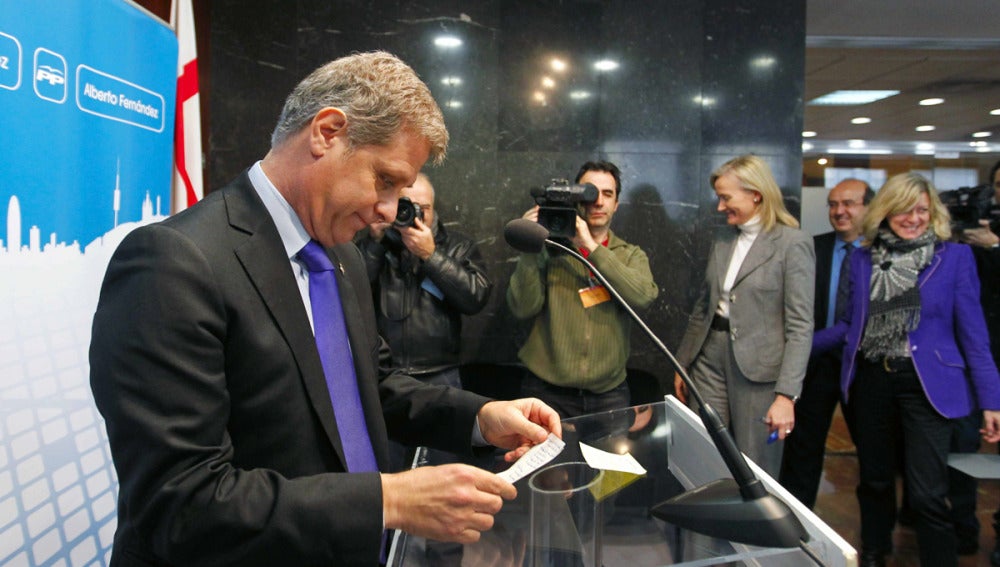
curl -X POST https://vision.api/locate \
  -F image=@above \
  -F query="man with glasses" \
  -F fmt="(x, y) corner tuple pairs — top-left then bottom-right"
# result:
(780, 178), (873, 508)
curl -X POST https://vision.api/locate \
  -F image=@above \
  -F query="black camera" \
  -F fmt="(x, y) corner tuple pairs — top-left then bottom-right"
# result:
(530, 179), (598, 240)
(939, 184), (1000, 233)
(383, 196), (424, 251)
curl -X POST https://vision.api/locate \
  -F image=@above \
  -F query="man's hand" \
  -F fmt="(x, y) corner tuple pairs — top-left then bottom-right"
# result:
(477, 399), (562, 462)
(571, 215), (599, 252)
(369, 221), (392, 242)
(959, 220), (1000, 249)
(381, 464), (516, 543)
(521, 206), (540, 223)
(673, 372), (688, 405)
(764, 395), (796, 441)
(399, 216), (436, 260)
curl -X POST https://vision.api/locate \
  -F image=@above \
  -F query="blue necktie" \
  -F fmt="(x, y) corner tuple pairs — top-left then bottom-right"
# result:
(833, 242), (854, 324)
(298, 241), (378, 473)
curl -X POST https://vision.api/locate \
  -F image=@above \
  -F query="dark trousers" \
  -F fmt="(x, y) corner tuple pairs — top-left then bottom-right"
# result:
(520, 372), (630, 419)
(950, 412), (982, 549)
(780, 352), (856, 509)
(852, 358), (956, 566)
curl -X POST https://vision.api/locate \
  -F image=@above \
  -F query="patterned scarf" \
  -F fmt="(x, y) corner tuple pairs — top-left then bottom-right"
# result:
(861, 227), (936, 361)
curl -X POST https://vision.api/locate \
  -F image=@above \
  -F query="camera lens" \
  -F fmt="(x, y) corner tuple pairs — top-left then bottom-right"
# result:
(394, 197), (420, 228)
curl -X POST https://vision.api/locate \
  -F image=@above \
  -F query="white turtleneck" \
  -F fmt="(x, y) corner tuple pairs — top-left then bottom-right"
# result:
(717, 216), (763, 318)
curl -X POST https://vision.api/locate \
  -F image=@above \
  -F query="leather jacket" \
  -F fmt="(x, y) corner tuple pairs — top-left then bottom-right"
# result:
(358, 221), (492, 375)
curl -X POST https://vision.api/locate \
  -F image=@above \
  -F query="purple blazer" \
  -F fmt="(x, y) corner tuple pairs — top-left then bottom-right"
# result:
(814, 241), (1000, 418)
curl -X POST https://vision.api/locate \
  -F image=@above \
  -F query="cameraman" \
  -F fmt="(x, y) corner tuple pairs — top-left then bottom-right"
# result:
(507, 161), (659, 418)
(358, 173), (492, 469)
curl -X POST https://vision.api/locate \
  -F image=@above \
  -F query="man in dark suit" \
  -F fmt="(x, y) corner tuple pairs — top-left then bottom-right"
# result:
(780, 178), (873, 508)
(89, 51), (561, 567)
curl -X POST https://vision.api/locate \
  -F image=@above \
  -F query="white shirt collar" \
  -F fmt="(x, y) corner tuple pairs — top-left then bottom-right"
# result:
(247, 161), (312, 258)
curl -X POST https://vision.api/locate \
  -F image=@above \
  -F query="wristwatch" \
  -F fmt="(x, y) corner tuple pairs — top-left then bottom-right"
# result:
(776, 392), (799, 404)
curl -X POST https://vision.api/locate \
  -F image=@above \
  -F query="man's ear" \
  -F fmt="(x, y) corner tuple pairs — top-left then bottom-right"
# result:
(309, 107), (348, 157)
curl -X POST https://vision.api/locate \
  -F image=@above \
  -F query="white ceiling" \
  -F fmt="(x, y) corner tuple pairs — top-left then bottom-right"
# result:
(804, 0), (1000, 156)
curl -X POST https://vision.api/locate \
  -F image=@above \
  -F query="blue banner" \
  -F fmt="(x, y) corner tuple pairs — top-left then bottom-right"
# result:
(0, 1), (177, 565)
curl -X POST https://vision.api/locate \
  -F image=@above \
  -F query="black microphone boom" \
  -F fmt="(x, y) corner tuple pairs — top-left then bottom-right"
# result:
(503, 219), (809, 550)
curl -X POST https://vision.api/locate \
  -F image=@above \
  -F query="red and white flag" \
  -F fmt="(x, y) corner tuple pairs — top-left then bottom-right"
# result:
(171, 0), (203, 213)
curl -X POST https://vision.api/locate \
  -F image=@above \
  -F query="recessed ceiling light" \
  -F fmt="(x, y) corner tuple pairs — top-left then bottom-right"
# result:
(972, 131), (992, 138)
(919, 98), (944, 106)
(802, 131), (817, 138)
(445, 100), (462, 109)
(802, 142), (814, 151)
(594, 59), (619, 72)
(817, 158), (828, 165)
(848, 139), (866, 148)
(441, 76), (462, 86)
(569, 90), (591, 100)
(540, 76), (556, 89)
(808, 90), (899, 106)
(851, 117), (872, 124)
(991, 108), (1000, 116)
(550, 58), (567, 72)
(433, 36), (463, 48)
(915, 125), (936, 132)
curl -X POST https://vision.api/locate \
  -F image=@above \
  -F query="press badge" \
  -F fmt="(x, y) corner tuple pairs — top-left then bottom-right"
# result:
(579, 284), (611, 308)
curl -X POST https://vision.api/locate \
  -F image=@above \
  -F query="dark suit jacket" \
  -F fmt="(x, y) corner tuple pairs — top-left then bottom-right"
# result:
(812, 231), (838, 330)
(89, 172), (490, 566)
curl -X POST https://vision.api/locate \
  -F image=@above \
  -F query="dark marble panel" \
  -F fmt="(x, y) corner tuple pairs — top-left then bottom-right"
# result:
(209, 0), (807, 391)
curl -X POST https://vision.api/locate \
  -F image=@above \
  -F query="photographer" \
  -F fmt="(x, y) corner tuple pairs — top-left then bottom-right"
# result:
(358, 173), (492, 469)
(507, 160), (659, 418)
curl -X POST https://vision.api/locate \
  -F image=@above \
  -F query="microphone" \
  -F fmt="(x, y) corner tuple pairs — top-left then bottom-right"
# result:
(503, 219), (808, 550)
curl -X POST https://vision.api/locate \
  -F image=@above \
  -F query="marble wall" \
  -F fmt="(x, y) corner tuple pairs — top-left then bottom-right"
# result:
(209, 0), (806, 398)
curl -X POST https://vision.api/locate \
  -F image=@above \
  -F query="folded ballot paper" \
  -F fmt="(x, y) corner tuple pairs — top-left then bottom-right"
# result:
(497, 435), (647, 501)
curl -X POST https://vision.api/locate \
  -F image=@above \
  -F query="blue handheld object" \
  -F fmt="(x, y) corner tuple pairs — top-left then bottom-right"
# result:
(767, 430), (779, 444)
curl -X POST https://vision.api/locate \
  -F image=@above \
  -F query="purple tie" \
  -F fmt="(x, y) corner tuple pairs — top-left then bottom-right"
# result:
(298, 241), (378, 473)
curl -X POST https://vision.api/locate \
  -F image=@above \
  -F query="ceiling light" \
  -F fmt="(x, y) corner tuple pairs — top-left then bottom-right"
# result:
(445, 100), (462, 109)
(594, 59), (619, 72)
(802, 131), (817, 138)
(692, 95), (716, 107)
(802, 142), (814, 151)
(991, 109), (1000, 116)
(976, 146), (992, 153)
(919, 98), (944, 106)
(433, 36), (463, 48)
(915, 125), (935, 132)
(550, 58), (567, 72)
(851, 117), (872, 124)
(540, 76), (556, 89)
(828, 148), (893, 155)
(569, 90), (591, 100)
(751, 55), (776, 68)
(441, 76), (462, 86)
(970, 141), (987, 147)
(817, 158), (828, 165)
(916, 143), (935, 151)
(808, 90), (899, 106)
(848, 139), (866, 148)
(532, 91), (546, 104)
(972, 131), (992, 138)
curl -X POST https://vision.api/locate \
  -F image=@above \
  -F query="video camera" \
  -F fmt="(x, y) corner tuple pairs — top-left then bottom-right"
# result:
(383, 196), (424, 251)
(530, 179), (598, 240)
(938, 184), (1000, 233)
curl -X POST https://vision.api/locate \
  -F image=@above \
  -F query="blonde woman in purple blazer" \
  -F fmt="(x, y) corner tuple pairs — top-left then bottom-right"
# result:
(814, 172), (1000, 567)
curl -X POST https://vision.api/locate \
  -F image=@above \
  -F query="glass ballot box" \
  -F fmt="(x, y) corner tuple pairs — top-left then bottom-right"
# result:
(388, 396), (857, 567)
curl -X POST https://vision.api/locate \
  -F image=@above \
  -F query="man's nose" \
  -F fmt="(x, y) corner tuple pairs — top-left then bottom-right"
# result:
(376, 196), (398, 224)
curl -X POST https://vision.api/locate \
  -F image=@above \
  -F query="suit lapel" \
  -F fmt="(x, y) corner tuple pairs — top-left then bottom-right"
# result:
(734, 227), (777, 287)
(224, 176), (348, 462)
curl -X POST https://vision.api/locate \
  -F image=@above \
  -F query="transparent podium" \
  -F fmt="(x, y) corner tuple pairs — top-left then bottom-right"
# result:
(388, 396), (857, 567)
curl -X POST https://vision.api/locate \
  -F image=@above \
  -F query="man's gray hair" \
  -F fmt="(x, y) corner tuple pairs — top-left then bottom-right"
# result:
(270, 51), (448, 164)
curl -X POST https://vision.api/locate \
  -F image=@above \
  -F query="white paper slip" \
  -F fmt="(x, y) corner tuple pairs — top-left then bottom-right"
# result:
(496, 433), (565, 483)
(579, 442), (647, 475)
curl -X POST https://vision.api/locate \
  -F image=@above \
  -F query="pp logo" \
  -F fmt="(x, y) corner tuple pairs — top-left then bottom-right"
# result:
(34, 47), (67, 103)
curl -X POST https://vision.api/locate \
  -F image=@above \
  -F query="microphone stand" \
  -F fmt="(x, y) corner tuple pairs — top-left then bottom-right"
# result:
(537, 234), (808, 550)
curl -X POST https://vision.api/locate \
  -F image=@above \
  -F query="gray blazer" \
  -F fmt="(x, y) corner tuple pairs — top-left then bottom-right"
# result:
(677, 223), (815, 398)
